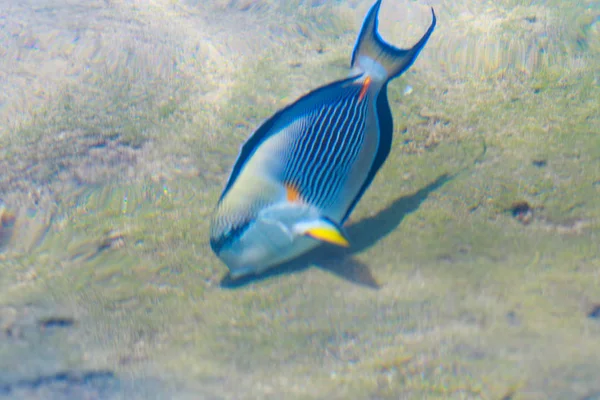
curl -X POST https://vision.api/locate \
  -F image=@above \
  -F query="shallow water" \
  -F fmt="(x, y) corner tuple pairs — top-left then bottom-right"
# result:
(0, 0), (599, 398)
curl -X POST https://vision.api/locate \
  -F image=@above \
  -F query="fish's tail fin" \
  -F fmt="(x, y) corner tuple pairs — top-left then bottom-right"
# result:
(351, 0), (436, 82)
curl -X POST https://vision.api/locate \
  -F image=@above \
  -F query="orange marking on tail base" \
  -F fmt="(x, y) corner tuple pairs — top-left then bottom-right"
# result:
(358, 76), (371, 101)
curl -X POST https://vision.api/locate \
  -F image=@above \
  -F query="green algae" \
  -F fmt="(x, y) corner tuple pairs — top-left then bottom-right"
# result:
(1, 0), (599, 399)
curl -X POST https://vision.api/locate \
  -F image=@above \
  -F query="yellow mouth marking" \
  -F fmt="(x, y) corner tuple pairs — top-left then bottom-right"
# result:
(306, 227), (350, 247)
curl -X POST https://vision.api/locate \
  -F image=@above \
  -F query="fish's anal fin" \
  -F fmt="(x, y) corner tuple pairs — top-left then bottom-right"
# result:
(294, 218), (350, 247)
(285, 183), (303, 203)
(358, 76), (371, 101)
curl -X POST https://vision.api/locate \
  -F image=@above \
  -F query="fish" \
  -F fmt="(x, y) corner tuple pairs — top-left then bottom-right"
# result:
(210, 0), (436, 278)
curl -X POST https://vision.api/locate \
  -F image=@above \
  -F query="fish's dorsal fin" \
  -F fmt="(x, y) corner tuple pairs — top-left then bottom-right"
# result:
(218, 110), (284, 202)
(351, 1), (436, 81)
(293, 217), (350, 247)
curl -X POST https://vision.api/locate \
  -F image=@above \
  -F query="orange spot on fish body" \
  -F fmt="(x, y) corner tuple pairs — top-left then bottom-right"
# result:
(285, 183), (302, 203)
(358, 76), (371, 101)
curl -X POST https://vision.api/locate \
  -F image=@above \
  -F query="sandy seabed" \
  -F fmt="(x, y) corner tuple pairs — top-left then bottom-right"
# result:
(0, 0), (599, 398)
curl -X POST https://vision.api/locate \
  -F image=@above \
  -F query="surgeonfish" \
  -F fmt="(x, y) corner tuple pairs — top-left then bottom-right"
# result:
(210, 0), (436, 278)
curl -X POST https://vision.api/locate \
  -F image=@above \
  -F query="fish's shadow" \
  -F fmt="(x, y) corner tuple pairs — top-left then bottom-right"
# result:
(220, 173), (451, 289)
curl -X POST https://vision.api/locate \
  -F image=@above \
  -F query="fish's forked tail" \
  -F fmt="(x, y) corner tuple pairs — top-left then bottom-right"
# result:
(351, 0), (436, 82)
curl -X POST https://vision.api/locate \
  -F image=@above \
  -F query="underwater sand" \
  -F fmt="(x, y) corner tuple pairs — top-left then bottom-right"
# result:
(0, 0), (599, 398)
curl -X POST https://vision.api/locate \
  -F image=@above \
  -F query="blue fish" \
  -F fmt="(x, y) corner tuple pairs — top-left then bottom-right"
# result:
(210, 0), (436, 278)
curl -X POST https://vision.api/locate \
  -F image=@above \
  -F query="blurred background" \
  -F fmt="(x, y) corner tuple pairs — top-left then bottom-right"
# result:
(0, 0), (598, 398)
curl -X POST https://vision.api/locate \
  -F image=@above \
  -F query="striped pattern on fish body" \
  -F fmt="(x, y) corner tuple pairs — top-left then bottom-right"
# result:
(210, 0), (436, 278)
(212, 76), (378, 237)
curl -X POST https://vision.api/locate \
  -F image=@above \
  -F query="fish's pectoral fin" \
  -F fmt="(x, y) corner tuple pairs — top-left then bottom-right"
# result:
(294, 217), (350, 247)
(261, 216), (295, 243)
